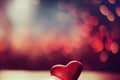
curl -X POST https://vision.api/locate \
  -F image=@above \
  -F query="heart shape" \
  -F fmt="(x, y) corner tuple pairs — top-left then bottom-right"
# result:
(50, 61), (83, 80)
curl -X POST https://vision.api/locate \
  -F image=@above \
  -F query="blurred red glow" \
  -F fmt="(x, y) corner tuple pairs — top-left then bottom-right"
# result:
(116, 7), (120, 17)
(111, 42), (119, 54)
(99, 5), (109, 16)
(100, 51), (109, 62)
(80, 11), (90, 22)
(95, 32), (103, 41)
(87, 16), (99, 26)
(80, 27), (90, 38)
(63, 44), (74, 54)
(91, 37), (104, 52)
(39, 33), (56, 53)
(99, 25), (107, 37)
(82, 24), (93, 33)
(108, 0), (116, 4)
(112, 28), (119, 39)
(106, 11), (115, 22)
(0, 42), (7, 52)
(49, 40), (61, 51)
(0, 0), (119, 64)
(105, 40), (112, 51)
(106, 32), (114, 42)
(11, 27), (32, 53)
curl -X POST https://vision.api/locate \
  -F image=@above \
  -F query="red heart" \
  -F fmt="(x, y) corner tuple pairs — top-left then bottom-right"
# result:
(50, 61), (83, 80)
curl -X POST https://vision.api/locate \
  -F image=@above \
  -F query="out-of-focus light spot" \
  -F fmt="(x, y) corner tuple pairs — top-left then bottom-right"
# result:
(92, 37), (104, 52)
(58, 36), (74, 54)
(8, 0), (36, 25)
(107, 11), (115, 22)
(80, 11), (90, 22)
(0, 42), (7, 52)
(57, 12), (70, 23)
(105, 40), (112, 51)
(99, 5), (109, 16)
(116, 7), (120, 17)
(11, 27), (32, 53)
(111, 42), (119, 54)
(39, 31), (56, 53)
(99, 2), (116, 22)
(49, 40), (61, 51)
(85, 16), (99, 26)
(57, 1), (66, 10)
(80, 27), (90, 38)
(83, 24), (93, 32)
(112, 28), (119, 39)
(70, 29), (82, 49)
(108, 0), (116, 4)
(63, 42), (74, 54)
(100, 51), (109, 62)
(95, 32), (103, 40)
(99, 25), (107, 37)
(92, 0), (102, 4)
(63, 48), (73, 54)
(106, 32), (113, 42)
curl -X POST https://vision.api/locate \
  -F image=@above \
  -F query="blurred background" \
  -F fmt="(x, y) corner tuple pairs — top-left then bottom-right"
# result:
(0, 0), (120, 73)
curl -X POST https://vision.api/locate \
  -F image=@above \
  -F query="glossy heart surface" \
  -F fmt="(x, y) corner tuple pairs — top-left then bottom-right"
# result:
(50, 61), (83, 80)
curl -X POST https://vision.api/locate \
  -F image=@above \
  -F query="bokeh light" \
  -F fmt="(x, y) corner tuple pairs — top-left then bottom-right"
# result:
(106, 11), (115, 22)
(0, 0), (120, 71)
(108, 0), (116, 4)
(112, 27), (119, 39)
(99, 5), (109, 16)
(116, 7), (120, 17)
(111, 42), (119, 54)
(99, 51), (109, 62)
(105, 40), (112, 51)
